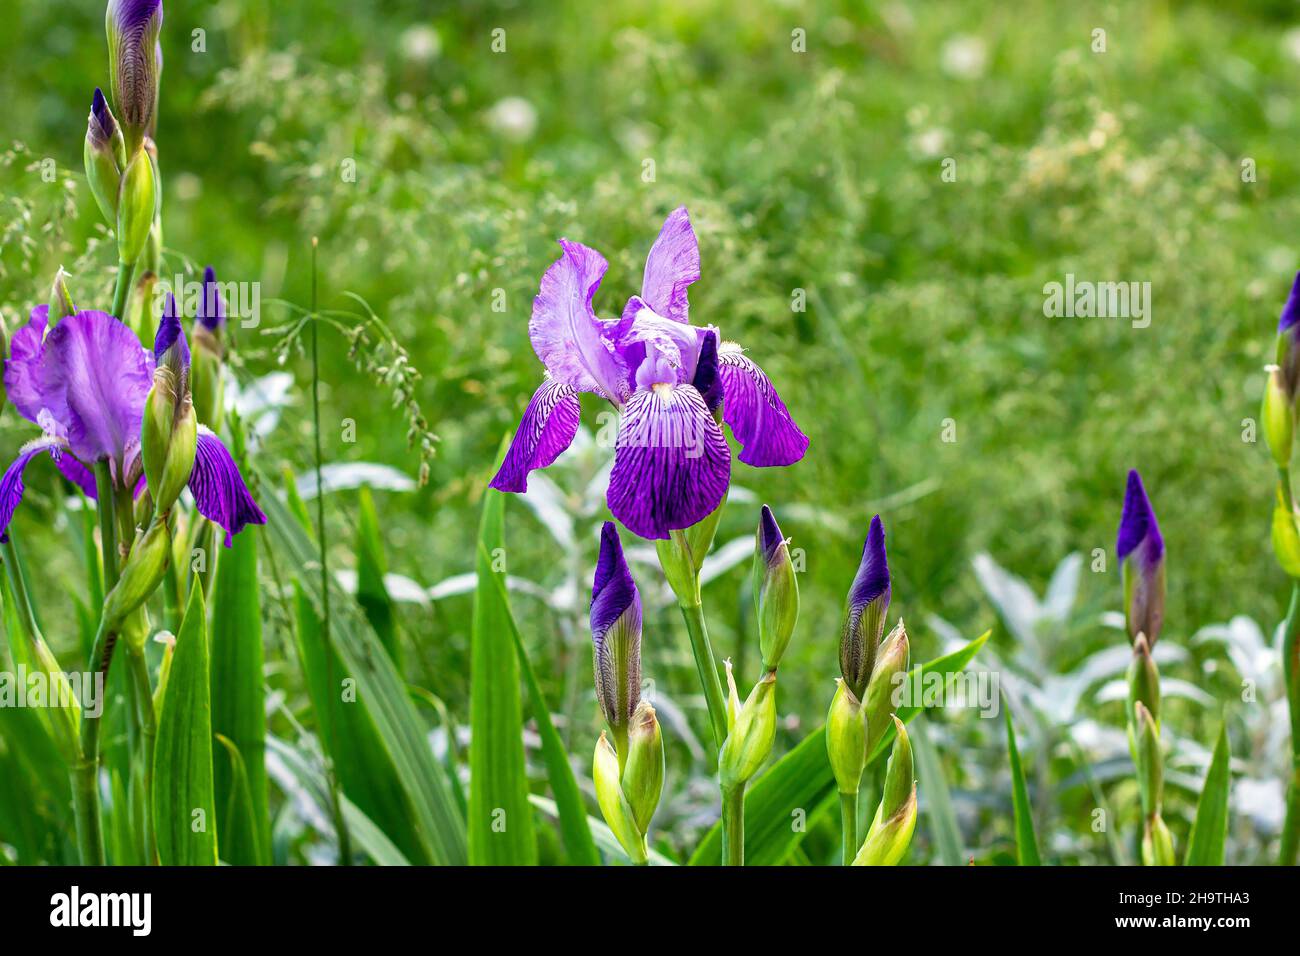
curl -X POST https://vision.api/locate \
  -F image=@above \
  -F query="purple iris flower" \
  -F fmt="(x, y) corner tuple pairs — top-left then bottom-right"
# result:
(591, 521), (643, 727)
(840, 514), (890, 697)
(490, 207), (808, 540)
(1117, 469), (1165, 645)
(0, 304), (264, 546)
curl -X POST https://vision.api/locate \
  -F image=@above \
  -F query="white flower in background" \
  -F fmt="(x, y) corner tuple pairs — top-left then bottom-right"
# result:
(911, 127), (948, 158)
(941, 35), (987, 79)
(1283, 27), (1300, 63)
(401, 25), (442, 63)
(486, 96), (539, 142)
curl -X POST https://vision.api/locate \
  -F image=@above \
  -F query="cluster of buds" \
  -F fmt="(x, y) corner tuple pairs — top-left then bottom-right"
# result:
(589, 523), (664, 864)
(826, 515), (917, 864)
(1117, 470), (1174, 865)
(717, 507), (799, 790)
(86, 1), (164, 277)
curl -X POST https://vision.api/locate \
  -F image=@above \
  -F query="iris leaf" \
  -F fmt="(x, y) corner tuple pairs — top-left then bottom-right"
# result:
(1004, 701), (1042, 865)
(1184, 722), (1231, 866)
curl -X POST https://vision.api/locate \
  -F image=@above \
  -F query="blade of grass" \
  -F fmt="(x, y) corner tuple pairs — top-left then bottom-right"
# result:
(355, 485), (400, 667)
(209, 527), (271, 865)
(153, 586), (218, 866)
(468, 479), (537, 865)
(1004, 700), (1041, 865)
(909, 715), (964, 865)
(1185, 722), (1231, 865)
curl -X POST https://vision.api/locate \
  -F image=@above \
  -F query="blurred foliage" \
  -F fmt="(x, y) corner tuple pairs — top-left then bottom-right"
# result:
(2, 0), (1299, 863)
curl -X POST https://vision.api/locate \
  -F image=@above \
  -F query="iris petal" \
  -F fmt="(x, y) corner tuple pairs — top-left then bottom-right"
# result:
(640, 206), (700, 324)
(38, 310), (153, 465)
(3, 306), (50, 426)
(607, 384), (730, 539)
(0, 436), (72, 542)
(188, 426), (267, 546)
(717, 342), (809, 467)
(489, 379), (581, 493)
(528, 239), (627, 402)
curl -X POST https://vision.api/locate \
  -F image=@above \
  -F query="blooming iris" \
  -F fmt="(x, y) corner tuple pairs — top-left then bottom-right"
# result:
(490, 207), (808, 539)
(0, 303), (264, 546)
(1116, 469), (1165, 645)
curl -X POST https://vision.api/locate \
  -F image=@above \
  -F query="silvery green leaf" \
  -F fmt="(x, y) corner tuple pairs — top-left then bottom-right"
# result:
(518, 471), (576, 550)
(333, 568), (430, 605)
(699, 536), (755, 586)
(296, 462), (416, 498)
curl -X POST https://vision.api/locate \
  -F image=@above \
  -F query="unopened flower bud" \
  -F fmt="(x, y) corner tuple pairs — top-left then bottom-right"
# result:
(864, 619), (909, 758)
(841, 515), (890, 698)
(191, 266), (226, 426)
(853, 717), (918, 866)
(590, 522), (641, 732)
(1127, 633), (1160, 725)
(84, 88), (125, 225)
(593, 732), (647, 864)
(1117, 470), (1165, 647)
(621, 701), (664, 834)
(754, 505), (798, 671)
(1141, 812), (1175, 867)
(1262, 365), (1295, 469)
(719, 663), (777, 789)
(103, 516), (171, 626)
(47, 267), (77, 324)
(106, 0), (164, 153)
(116, 146), (156, 267)
(1133, 700), (1163, 819)
(141, 295), (196, 516)
(826, 679), (866, 795)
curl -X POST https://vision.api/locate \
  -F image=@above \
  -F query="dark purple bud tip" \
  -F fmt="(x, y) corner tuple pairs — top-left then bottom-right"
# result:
(691, 329), (722, 412)
(1116, 469), (1163, 564)
(590, 521), (643, 725)
(90, 88), (116, 138)
(759, 504), (783, 563)
(849, 514), (890, 612)
(1280, 272), (1300, 336)
(154, 293), (190, 370)
(591, 521), (639, 645)
(197, 265), (226, 329)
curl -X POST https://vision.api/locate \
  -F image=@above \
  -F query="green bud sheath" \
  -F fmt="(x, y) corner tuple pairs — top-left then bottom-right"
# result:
(593, 732), (647, 864)
(1263, 366), (1295, 469)
(864, 620), (909, 758)
(684, 492), (726, 575)
(103, 517), (171, 627)
(151, 631), (175, 716)
(191, 325), (225, 429)
(754, 538), (799, 672)
(719, 667), (778, 789)
(1133, 700), (1163, 819)
(1127, 634), (1160, 726)
(1142, 813), (1175, 867)
(655, 531), (700, 606)
(854, 718), (917, 866)
(621, 701), (665, 834)
(1271, 484), (1300, 577)
(826, 679), (866, 795)
(48, 267), (77, 323)
(28, 632), (83, 765)
(116, 147), (156, 266)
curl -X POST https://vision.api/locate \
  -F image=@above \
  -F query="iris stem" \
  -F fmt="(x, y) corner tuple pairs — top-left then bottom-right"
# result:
(77, 616), (119, 866)
(123, 636), (157, 864)
(94, 462), (119, 593)
(840, 791), (858, 865)
(1278, 467), (1300, 865)
(721, 784), (745, 866)
(678, 601), (729, 750)
(110, 259), (132, 322)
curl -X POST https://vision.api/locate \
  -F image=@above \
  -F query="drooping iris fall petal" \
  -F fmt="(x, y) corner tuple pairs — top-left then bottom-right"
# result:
(0, 436), (72, 542)
(489, 378), (581, 493)
(717, 342), (809, 467)
(606, 384), (730, 540)
(188, 426), (266, 546)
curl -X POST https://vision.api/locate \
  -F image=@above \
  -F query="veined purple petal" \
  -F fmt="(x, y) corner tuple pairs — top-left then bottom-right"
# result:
(616, 297), (703, 391)
(57, 455), (99, 499)
(3, 306), (50, 426)
(529, 240), (627, 402)
(197, 266), (226, 330)
(107, 0), (163, 138)
(188, 425), (267, 546)
(849, 515), (890, 612)
(1116, 470), (1163, 565)
(154, 293), (190, 369)
(607, 384), (731, 540)
(38, 310), (152, 465)
(640, 206), (700, 324)
(717, 341), (809, 467)
(692, 329), (722, 412)
(0, 436), (71, 542)
(590, 521), (642, 725)
(489, 378), (581, 493)
(1279, 272), (1300, 335)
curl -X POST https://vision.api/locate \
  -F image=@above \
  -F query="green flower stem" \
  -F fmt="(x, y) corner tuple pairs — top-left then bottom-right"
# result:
(1278, 466), (1300, 865)
(1, 536), (43, 648)
(840, 791), (858, 865)
(123, 636), (157, 864)
(110, 258), (132, 321)
(721, 784), (745, 866)
(71, 754), (105, 866)
(94, 462), (119, 592)
(678, 600), (729, 750)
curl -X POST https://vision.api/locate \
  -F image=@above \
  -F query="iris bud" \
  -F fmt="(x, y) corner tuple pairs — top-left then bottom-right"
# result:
(593, 732), (647, 864)
(84, 88), (125, 225)
(106, 0), (164, 153)
(864, 619), (909, 758)
(1133, 700), (1162, 819)
(191, 266), (227, 427)
(1117, 470), (1165, 647)
(841, 515), (890, 699)
(590, 523), (642, 734)
(754, 505), (798, 671)
(826, 679), (866, 795)
(621, 701), (664, 834)
(48, 267), (77, 324)
(853, 717), (918, 866)
(1142, 813), (1175, 868)
(116, 146), (156, 267)
(142, 295), (196, 516)
(718, 662), (777, 789)
(1262, 365), (1295, 469)
(103, 517), (171, 626)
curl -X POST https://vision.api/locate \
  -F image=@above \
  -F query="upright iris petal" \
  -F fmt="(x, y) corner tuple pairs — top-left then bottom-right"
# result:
(197, 266), (226, 330)
(106, 0), (164, 148)
(590, 522), (643, 728)
(154, 293), (189, 370)
(3, 306), (51, 424)
(187, 426), (266, 546)
(640, 205), (700, 324)
(1117, 469), (1165, 646)
(840, 515), (890, 698)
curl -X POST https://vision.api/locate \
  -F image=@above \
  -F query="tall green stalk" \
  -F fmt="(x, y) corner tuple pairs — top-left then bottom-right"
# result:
(840, 791), (858, 865)
(1279, 580), (1300, 865)
(721, 785), (745, 866)
(678, 600), (728, 749)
